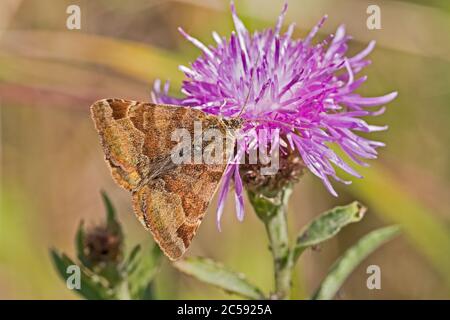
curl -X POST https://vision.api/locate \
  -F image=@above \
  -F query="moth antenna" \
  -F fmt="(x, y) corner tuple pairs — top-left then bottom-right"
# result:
(244, 117), (298, 131)
(235, 83), (252, 118)
(234, 52), (261, 118)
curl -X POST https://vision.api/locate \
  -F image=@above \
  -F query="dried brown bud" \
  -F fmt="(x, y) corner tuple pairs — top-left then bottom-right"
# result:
(84, 225), (123, 265)
(240, 145), (306, 195)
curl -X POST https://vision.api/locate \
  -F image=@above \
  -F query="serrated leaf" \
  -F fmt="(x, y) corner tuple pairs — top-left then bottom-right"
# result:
(312, 225), (400, 300)
(293, 202), (366, 261)
(173, 257), (266, 300)
(50, 249), (114, 300)
(127, 244), (162, 300)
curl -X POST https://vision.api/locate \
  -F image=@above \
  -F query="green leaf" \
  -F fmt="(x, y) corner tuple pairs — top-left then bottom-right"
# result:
(127, 244), (162, 300)
(96, 263), (123, 289)
(348, 164), (450, 290)
(293, 202), (366, 261)
(173, 257), (266, 300)
(50, 249), (114, 300)
(124, 244), (142, 274)
(312, 225), (400, 300)
(139, 282), (156, 300)
(247, 188), (292, 221)
(101, 190), (116, 226)
(75, 220), (90, 268)
(100, 191), (123, 244)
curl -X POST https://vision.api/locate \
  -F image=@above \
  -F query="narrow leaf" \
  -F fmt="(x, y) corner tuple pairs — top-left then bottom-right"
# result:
(293, 201), (366, 261)
(173, 257), (266, 300)
(96, 263), (123, 289)
(349, 163), (450, 290)
(101, 190), (116, 226)
(75, 220), (90, 268)
(139, 282), (156, 300)
(50, 249), (113, 300)
(100, 191), (123, 242)
(312, 225), (400, 300)
(127, 244), (162, 300)
(124, 244), (142, 274)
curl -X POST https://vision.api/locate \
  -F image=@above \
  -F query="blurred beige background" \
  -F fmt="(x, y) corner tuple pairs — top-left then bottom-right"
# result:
(0, 0), (449, 299)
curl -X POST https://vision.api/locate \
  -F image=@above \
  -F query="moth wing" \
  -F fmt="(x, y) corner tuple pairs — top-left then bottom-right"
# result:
(91, 98), (221, 190)
(91, 98), (231, 260)
(133, 162), (226, 260)
(91, 99), (149, 191)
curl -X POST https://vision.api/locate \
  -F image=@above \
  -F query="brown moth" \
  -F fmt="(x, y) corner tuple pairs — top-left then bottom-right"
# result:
(91, 98), (238, 260)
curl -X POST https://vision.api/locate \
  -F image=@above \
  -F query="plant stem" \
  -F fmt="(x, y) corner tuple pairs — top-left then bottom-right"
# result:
(265, 197), (291, 299)
(116, 280), (131, 300)
(248, 187), (293, 300)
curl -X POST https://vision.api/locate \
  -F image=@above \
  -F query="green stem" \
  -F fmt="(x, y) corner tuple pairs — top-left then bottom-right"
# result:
(116, 279), (131, 300)
(248, 187), (293, 300)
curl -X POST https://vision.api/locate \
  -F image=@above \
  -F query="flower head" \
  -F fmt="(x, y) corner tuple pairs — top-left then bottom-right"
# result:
(152, 2), (397, 225)
(84, 224), (123, 265)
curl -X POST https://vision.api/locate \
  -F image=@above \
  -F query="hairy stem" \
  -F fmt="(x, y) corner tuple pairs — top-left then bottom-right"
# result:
(248, 187), (293, 299)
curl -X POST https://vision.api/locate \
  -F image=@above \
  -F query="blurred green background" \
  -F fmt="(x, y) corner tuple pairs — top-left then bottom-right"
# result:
(0, 0), (449, 299)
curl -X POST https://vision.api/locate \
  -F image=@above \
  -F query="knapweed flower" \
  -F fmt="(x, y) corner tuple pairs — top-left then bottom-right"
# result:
(152, 3), (397, 224)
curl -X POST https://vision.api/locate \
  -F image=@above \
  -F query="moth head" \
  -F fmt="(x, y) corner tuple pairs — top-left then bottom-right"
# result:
(223, 117), (244, 129)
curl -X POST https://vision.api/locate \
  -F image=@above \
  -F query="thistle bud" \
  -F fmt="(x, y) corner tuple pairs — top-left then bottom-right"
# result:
(240, 146), (306, 196)
(84, 224), (123, 265)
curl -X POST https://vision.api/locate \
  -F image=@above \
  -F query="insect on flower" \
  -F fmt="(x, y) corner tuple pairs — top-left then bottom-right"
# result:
(152, 2), (397, 226)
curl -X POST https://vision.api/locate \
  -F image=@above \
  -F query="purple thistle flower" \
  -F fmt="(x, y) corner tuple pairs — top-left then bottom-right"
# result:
(152, 2), (397, 226)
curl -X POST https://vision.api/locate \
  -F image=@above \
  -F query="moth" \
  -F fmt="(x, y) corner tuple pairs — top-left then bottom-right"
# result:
(91, 98), (240, 260)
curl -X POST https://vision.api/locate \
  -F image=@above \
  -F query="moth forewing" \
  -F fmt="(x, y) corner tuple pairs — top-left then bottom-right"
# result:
(90, 99), (149, 192)
(91, 98), (231, 260)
